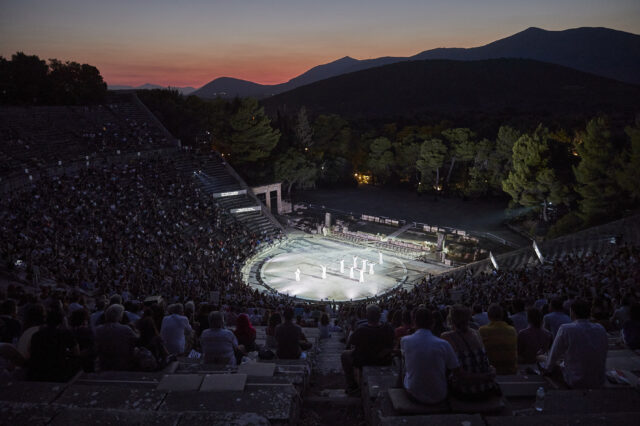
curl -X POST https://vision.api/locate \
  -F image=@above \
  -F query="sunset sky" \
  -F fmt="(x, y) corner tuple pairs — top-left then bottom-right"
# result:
(1, 0), (639, 88)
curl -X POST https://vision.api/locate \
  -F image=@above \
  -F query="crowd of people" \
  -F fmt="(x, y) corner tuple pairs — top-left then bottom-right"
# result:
(1, 101), (173, 179)
(1, 133), (639, 406)
(0, 286), (336, 383)
(1, 155), (281, 304)
(337, 243), (639, 400)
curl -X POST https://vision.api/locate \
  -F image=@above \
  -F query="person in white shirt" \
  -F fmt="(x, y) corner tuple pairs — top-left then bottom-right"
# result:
(401, 307), (460, 404)
(509, 300), (528, 333)
(471, 304), (489, 327)
(543, 297), (571, 339)
(160, 303), (193, 355)
(200, 311), (239, 365)
(544, 299), (608, 389)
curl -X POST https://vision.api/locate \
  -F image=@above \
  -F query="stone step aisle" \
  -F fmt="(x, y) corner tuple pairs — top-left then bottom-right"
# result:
(300, 331), (366, 425)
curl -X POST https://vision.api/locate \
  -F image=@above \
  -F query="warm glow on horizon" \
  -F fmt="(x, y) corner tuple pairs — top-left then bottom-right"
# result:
(1, 0), (639, 88)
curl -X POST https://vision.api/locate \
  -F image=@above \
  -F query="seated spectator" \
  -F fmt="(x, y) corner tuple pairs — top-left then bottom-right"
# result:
(622, 303), (640, 350)
(0, 300), (22, 344)
(472, 304), (489, 327)
(341, 304), (394, 394)
(0, 342), (25, 383)
(509, 300), (528, 333)
(69, 309), (95, 372)
(17, 303), (46, 359)
(28, 306), (79, 382)
(544, 299), (608, 388)
(234, 313), (257, 352)
(67, 293), (86, 313)
(441, 305), (498, 400)
(543, 297), (571, 339)
(517, 307), (552, 364)
(611, 294), (633, 330)
(89, 298), (107, 332)
(200, 311), (239, 365)
(136, 316), (168, 370)
(394, 309), (413, 349)
(401, 307), (460, 404)
(318, 313), (331, 339)
(479, 303), (517, 374)
(160, 303), (193, 355)
(265, 312), (281, 350)
(276, 307), (311, 360)
(95, 304), (139, 371)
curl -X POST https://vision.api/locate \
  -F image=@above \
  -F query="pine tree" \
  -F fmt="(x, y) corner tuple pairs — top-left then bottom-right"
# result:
(502, 126), (570, 222)
(616, 122), (640, 202)
(367, 137), (394, 183)
(295, 107), (313, 149)
(228, 98), (280, 164)
(417, 138), (447, 191)
(274, 148), (318, 197)
(573, 117), (622, 225)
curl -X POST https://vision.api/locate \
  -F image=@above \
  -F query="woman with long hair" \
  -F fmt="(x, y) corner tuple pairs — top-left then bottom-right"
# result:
(137, 316), (169, 370)
(441, 305), (499, 400)
(234, 313), (256, 352)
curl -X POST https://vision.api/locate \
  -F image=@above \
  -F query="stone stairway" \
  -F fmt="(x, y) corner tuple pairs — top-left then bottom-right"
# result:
(300, 331), (366, 424)
(173, 151), (282, 238)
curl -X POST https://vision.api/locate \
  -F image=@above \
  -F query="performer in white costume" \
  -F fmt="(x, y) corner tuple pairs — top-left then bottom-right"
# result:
(349, 267), (354, 279)
(379, 251), (383, 264)
(321, 265), (327, 279)
(340, 259), (345, 274)
(369, 263), (374, 275)
(362, 259), (367, 270)
(295, 268), (301, 282)
(352, 256), (358, 268)
(359, 268), (365, 283)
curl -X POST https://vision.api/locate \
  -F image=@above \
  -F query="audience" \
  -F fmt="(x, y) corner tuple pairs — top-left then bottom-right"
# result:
(200, 311), (239, 365)
(401, 307), (460, 404)
(441, 305), (498, 400)
(509, 300), (528, 333)
(160, 303), (193, 356)
(544, 299), (608, 388)
(318, 313), (331, 339)
(28, 305), (79, 382)
(95, 304), (138, 371)
(517, 307), (552, 364)
(275, 307), (311, 360)
(622, 303), (640, 350)
(137, 316), (169, 370)
(341, 304), (394, 395)
(479, 304), (517, 375)
(543, 297), (572, 339)
(234, 313), (257, 352)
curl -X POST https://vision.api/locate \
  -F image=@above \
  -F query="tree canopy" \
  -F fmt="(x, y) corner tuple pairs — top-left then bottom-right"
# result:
(0, 52), (106, 105)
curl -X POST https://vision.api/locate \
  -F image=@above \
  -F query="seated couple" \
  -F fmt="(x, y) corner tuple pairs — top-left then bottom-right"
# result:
(202, 307), (311, 364)
(403, 306), (499, 404)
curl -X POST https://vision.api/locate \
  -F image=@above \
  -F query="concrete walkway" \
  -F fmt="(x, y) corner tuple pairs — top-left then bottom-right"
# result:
(383, 222), (414, 241)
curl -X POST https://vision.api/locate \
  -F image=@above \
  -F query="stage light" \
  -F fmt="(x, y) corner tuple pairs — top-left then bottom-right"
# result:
(489, 251), (499, 270)
(533, 241), (544, 263)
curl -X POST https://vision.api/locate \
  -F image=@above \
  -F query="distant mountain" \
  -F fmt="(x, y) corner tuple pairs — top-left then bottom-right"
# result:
(192, 56), (363, 99)
(262, 58), (640, 119)
(108, 83), (196, 95)
(411, 27), (640, 85)
(193, 27), (640, 99)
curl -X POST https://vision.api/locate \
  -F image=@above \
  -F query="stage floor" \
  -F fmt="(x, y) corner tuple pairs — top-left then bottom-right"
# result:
(248, 235), (450, 302)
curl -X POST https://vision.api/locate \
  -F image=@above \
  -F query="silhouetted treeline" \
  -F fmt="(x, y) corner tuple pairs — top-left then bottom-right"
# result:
(0, 52), (107, 105)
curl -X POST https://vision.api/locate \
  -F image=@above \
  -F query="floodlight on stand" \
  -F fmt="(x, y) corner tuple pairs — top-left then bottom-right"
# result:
(489, 251), (499, 271)
(533, 241), (544, 264)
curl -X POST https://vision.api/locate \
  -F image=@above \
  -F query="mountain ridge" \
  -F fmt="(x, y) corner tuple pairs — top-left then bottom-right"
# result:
(262, 58), (640, 120)
(192, 26), (640, 99)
